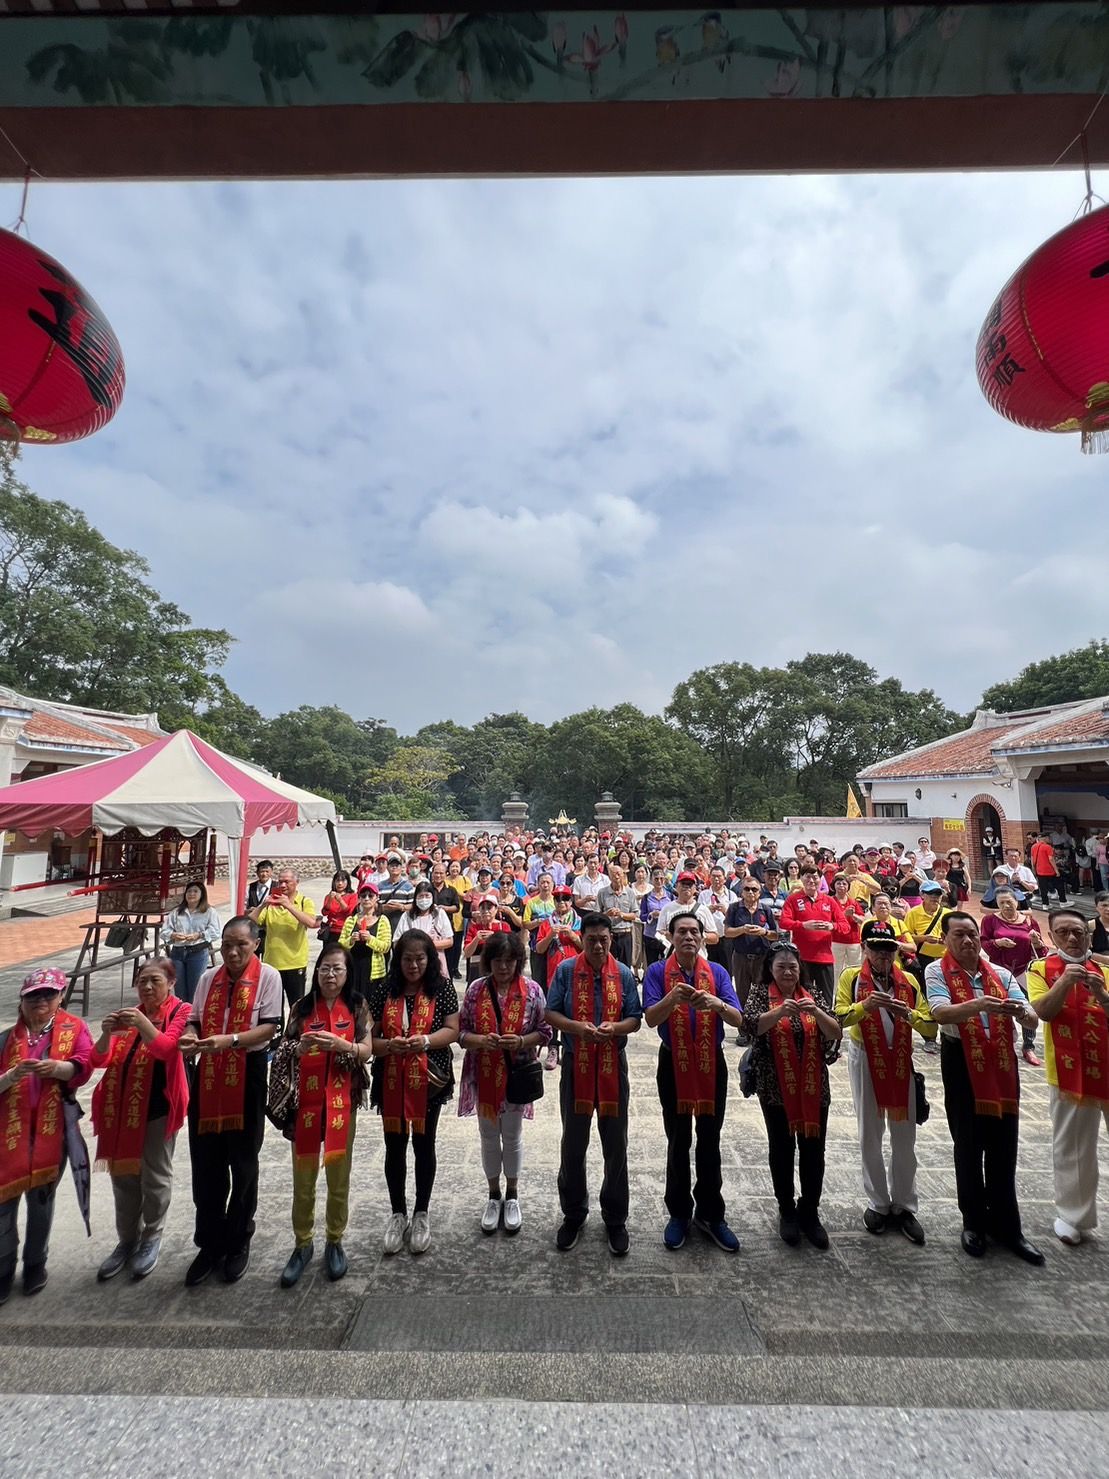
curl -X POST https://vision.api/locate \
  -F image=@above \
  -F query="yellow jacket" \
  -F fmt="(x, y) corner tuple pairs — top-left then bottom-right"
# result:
(338, 912), (391, 979)
(835, 964), (937, 1046)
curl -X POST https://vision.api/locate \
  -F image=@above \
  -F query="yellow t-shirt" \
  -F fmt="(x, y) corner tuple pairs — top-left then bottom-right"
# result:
(834, 964), (936, 1046)
(1026, 957), (1109, 1089)
(848, 875), (880, 902)
(257, 893), (317, 971)
(903, 904), (951, 959)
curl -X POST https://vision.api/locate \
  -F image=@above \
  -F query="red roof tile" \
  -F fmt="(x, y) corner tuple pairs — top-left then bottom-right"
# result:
(22, 712), (125, 750)
(995, 709), (1109, 752)
(862, 727), (1011, 780)
(98, 722), (161, 748)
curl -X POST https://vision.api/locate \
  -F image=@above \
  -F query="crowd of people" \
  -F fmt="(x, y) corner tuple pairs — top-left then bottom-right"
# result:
(2, 821), (1108, 1300)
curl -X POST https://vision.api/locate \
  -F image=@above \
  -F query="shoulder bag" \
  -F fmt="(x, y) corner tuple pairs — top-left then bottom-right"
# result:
(487, 981), (544, 1105)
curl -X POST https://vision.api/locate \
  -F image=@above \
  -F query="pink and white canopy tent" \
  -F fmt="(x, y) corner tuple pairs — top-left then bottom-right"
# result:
(0, 729), (337, 912)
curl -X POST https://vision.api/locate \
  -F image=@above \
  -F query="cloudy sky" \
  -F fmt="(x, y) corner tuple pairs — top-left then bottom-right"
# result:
(15, 168), (1104, 732)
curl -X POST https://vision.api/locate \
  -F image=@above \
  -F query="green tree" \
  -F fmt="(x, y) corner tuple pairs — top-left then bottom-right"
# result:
(366, 744), (463, 819)
(257, 705), (397, 813)
(0, 444), (234, 721)
(665, 663), (785, 816)
(528, 704), (710, 823)
(981, 640), (1109, 713)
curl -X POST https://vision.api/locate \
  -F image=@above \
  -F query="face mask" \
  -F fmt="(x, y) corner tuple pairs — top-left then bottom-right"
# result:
(415, 895), (433, 911)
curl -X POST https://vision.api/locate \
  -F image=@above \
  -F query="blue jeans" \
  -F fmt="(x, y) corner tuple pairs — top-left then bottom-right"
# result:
(171, 945), (209, 1004)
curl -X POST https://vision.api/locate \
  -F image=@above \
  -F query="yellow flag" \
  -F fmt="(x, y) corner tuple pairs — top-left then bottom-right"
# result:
(846, 785), (862, 819)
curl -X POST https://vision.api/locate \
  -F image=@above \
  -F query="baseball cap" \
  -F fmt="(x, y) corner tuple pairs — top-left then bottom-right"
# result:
(21, 966), (68, 997)
(358, 883), (379, 897)
(478, 893), (500, 907)
(920, 881), (944, 895)
(477, 865), (493, 876)
(553, 886), (573, 899)
(676, 871), (698, 884)
(860, 921), (900, 949)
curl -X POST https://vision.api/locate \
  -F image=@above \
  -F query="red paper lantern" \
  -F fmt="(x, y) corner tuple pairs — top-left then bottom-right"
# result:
(0, 227), (124, 445)
(976, 203), (1109, 454)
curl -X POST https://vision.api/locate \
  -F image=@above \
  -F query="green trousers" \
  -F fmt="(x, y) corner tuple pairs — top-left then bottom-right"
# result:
(291, 1120), (355, 1246)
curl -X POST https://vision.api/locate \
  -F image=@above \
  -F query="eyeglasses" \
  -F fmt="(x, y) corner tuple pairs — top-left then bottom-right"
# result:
(742, 886), (760, 893)
(317, 965), (345, 976)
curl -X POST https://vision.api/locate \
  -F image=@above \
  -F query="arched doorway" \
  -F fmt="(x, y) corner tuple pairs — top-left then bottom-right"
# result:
(966, 797), (1004, 885)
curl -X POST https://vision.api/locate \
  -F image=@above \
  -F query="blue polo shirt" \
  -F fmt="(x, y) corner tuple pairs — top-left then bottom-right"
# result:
(547, 956), (642, 1060)
(641, 960), (740, 1049)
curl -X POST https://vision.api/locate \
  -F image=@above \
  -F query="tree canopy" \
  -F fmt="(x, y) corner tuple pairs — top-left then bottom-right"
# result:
(981, 640), (1109, 713)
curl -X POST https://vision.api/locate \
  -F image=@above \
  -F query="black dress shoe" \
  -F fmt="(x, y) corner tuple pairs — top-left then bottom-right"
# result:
(185, 1249), (220, 1287)
(223, 1245), (250, 1283)
(961, 1229), (987, 1258)
(778, 1210), (802, 1247)
(22, 1263), (47, 1296)
(1006, 1236), (1046, 1267)
(325, 1241), (348, 1282)
(280, 1243), (314, 1289)
(799, 1211), (829, 1251)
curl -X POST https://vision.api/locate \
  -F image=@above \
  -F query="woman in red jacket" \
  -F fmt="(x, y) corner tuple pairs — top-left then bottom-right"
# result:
(91, 957), (191, 1283)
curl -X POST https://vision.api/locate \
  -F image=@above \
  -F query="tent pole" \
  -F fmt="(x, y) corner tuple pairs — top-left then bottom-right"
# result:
(326, 820), (342, 874)
(236, 834), (252, 915)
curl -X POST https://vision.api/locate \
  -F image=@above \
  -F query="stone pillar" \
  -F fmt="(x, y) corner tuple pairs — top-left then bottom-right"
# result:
(501, 791), (529, 832)
(594, 791), (622, 832)
(0, 701), (33, 914)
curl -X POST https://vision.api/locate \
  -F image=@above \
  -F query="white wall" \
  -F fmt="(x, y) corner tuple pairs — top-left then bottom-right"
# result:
(868, 775), (1037, 827)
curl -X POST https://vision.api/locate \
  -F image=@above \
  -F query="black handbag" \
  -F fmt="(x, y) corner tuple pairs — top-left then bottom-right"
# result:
(738, 1044), (757, 1098)
(487, 980), (544, 1106)
(914, 1068), (930, 1124)
(106, 915), (144, 951)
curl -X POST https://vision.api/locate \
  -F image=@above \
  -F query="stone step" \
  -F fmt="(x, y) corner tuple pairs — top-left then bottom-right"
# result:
(2, 1343), (1109, 1412)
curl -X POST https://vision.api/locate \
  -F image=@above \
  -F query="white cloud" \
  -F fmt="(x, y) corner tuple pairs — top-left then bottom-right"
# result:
(13, 168), (1101, 731)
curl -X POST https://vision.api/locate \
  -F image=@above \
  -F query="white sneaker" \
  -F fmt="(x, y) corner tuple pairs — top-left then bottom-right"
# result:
(503, 1197), (522, 1235)
(409, 1210), (431, 1255)
(480, 1198), (503, 1235)
(383, 1212), (409, 1255)
(1054, 1217), (1084, 1246)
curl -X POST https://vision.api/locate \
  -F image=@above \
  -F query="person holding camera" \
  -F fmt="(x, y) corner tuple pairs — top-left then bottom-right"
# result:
(642, 911), (744, 1254)
(456, 932), (552, 1237)
(462, 894), (511, 983)
(925, 911), (1043, 1265)
(249, 869), (318, 1011)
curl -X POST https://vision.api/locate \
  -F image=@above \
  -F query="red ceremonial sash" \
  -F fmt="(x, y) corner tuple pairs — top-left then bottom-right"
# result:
(664, 953), (718, 1116)
(855, 960), (915, 1121)
(294, 997), (357, 1169)
(474, 977), (528, 1120)
(572, 951), (623, 1118)
(380, 990), (437, 1134)
(941, 952), (1018, 1118)
(197, 954), (261, 1133)
(94, 997), (188, 1174)
(0, 1009), (82, 1202)
(768, 985), (822, 1138)
(1044, 954), (1109, 1109)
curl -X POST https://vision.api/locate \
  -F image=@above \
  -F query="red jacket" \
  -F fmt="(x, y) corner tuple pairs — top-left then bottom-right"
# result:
(778, 892), (850, 964)
(1031, 840), (1057, 877)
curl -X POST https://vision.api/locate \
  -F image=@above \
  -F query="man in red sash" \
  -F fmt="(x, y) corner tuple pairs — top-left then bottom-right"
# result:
(835, 922), (936, 1246)
(180, 916), (282, 1286)
(545, 911), (642, 1256)
(924, 911), (1043, 1264)
(1027, 909), (1109, 1247)
(643, 911), (744, 1253)
(0, 967), (93, 1302)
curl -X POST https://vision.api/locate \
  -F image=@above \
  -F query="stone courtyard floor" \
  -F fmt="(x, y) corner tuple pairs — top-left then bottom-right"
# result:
(1, 876), (1108, 1476)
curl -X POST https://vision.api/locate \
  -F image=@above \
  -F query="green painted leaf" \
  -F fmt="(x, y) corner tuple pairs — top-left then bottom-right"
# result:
(363, 29), (419, 88)
(414, 45), (455, 100)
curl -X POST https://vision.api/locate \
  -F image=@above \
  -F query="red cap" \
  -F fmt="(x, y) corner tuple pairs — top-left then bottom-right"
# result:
(676, 871), (698, 884)
(553, 886), (574, 900)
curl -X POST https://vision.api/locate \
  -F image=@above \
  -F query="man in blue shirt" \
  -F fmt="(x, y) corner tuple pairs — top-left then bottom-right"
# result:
(643, 911), (745, 1253)
(924, 910), (1043, 1266)
(546, 912), (643, 1256)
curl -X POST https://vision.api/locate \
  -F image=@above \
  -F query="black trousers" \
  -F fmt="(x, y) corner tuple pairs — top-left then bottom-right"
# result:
(643, 937), (666, 968)
(800, 961), (834, 999)
(611, 933), (633, 968)
(760, 1099), (828, 1215)
(383, 1098), (444, 1215)
(731, 953), (765, 1009)
(279, 967), (307, 1009)
(940, 1037), (1022, 1241)
(1036, 873), (1067, 906)
(447, 930), (464, 981)
(656, 1044), (727, 1224)
(707, 941), (729, 971)
(557, 1055), (630, 1228)
(188, 1051), (268, 1257)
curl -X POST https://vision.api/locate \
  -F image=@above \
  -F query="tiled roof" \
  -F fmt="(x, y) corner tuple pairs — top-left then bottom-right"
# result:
(993, 707), (1109, 752)
(863, 697), (1109, 780)
(99, 722), (162, 748)
(22, 712), (125, 751)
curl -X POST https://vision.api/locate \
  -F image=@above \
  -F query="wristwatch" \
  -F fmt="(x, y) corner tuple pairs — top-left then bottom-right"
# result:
(232, 1033), (240, 1050)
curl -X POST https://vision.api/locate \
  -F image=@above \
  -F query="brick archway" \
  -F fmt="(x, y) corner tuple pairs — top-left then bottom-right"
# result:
(965, 794), (1006, 884)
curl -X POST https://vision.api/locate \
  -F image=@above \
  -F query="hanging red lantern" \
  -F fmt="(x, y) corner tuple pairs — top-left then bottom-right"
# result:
(0, 227), (124, 445)
(976, 202), (1109, 454)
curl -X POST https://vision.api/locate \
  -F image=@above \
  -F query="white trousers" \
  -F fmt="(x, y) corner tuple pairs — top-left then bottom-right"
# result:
(477, 1110), (525, 1180)
(832, 942), (862, 981)
(846, 1039), (918, 1215)
(1050, 1085), (1109, 1231)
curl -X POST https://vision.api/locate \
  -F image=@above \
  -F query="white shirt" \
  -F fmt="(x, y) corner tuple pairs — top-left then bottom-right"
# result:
(916, 848), (936, 870)
(657, 899), (717, 956)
